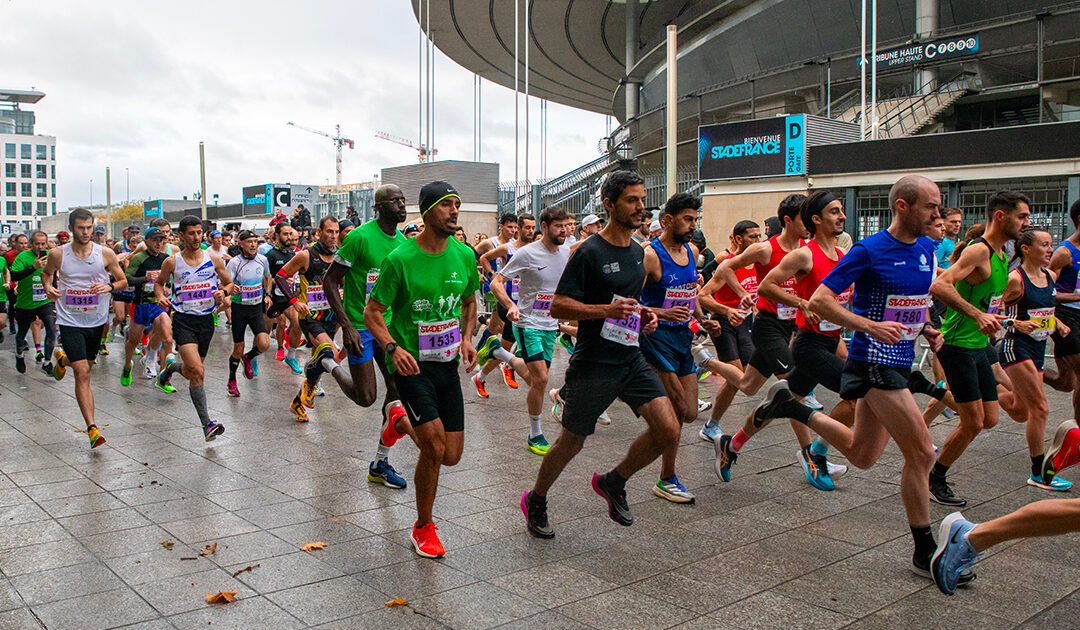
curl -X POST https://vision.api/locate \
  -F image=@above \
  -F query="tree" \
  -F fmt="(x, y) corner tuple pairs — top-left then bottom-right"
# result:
(98, 202), (144, 224)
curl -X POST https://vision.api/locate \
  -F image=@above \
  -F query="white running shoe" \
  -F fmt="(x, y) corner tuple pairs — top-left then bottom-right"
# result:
(826, 460), (848, 479)
(697, 398), (713, 414)
(803, 391), (824, 410)
(597, 410), (611, 425)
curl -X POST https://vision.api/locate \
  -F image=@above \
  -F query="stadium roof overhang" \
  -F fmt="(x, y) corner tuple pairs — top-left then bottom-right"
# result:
(0, 89), (45, 106)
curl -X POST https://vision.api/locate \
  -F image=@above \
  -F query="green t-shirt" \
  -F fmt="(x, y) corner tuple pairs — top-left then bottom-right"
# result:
(335, 220), (406, 329)
(369, 237), (480, 372)
(941, 238), (1009, 349)
(12, 249), (50, 310)
(0, 257), (6, 303)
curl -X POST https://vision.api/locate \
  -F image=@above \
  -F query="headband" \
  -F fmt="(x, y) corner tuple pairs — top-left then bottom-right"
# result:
(808, 192), (839, 216)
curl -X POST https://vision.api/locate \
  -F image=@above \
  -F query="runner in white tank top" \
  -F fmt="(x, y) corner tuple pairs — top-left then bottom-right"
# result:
(41, 210), (129, 448)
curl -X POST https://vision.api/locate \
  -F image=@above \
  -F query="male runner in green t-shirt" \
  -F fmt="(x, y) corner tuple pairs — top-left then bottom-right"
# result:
(322, 184), (417, 490)
(10, 231), (56, 375)
(930, 190), (1030, 507)
(365, 181), (479, 559)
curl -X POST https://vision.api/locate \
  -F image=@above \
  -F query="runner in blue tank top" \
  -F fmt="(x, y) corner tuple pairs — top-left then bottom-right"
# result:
(639, 193), (716, 505)
(744, 175), (978, 584)
(1047, 199), (1080, 420)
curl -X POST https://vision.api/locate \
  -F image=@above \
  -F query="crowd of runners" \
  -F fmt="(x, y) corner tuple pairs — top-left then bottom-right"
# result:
(3, 171), (1080, 595)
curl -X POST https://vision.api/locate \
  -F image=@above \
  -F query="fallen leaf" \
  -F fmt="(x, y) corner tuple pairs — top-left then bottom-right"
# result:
(160, 540), (174, 550)
(386, 598), (408, 607)
(138, 484), (144, 488)
(230, 563), (260, 578)
(300, 542), (326, 551)
(180, 557), (197, 561)
(205, 591), (238, 604)
(199, 543), (218, 556)
(330, 515), (346, 524)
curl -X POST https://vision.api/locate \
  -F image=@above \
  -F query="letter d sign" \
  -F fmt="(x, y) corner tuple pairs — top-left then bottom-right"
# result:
(788, 122), (802, 140)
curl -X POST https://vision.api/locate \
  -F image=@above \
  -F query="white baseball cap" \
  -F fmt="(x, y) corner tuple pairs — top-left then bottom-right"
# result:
(649, 220), (661, 232)
(581, 214), (602, 227)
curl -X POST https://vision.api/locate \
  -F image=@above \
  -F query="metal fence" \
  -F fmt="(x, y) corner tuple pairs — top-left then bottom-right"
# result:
(313, 188), (375, 224)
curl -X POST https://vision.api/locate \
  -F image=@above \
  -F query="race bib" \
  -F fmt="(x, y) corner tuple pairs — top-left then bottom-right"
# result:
(818, 289), (852, 332)
(775, 285), (798, 320)
(662, 286), (697, 322)
(305, 284), (328, 311)
(511, 279), (520, 302)
(531, 292), (554, 319)
(417, 318), (461, 362)
(178, 282), (213, 311)
(1027, 306), (1056, 341)
(601, 295), (641, 346)
(63, 289), (100, 312)
(288, 276), (299, 295)
(883, 294), (930, 340)
(144, 270), (159, 293)
(240, 285), (262, 305)
(32, 281), (46, 302)
(365, 270), (379, 296)
(987, 294), (1003, 315)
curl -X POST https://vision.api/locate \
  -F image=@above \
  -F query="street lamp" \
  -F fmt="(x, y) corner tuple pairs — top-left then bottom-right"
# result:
(89, 178), (93, 207)
(125, 167), (130, 203)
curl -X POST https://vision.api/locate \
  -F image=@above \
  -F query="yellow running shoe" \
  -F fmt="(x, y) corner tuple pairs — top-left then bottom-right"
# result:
(53, 350), (67, 381)
(87, 424), (106, 449)
(291, 396), (309, 422)
(300, 380), (317, 408)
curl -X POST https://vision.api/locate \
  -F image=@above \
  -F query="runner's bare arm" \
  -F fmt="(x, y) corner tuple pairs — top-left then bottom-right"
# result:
(551, 294), (636, 322)
(364, 298), (419, 376)
(40, 247), (62, 301)
(809, 283), (904, 344)
(931, 244), (1002, 335)
(102, 248), (128, 293)
(478, 244), (507, 277)
(154, 256), (175, 309)
(1050, 247), (1080, 303)
(717, 241), (769, 308)
(489, 272), (518, 320)
(758, 248), (810, 308)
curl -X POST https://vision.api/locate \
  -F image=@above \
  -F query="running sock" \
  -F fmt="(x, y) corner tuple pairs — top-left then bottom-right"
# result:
(604, 469), (627, 492)
(493, 347), (514, 363)
(165, 355), (184, 377)
(529, 414), (542, 439)
(229, 357), (240, 380)
(931, 461), (950, 479)
(244, 348), (261, 361)
(320, 355), (337, 374)
(911, 524), (936, 561)
(189, 385), (212, 427)
(692, 346), (713, 367)
(475, 370), (486, 384)
(1032, 454), (1044, 479)
(731, 429), (750, 452)
(908, 371), (948, 400)
(810, 438), (829, 457)
(375, 443), (390, 462)
(776, 397), (816, 425)
(287, 347), (297, 360)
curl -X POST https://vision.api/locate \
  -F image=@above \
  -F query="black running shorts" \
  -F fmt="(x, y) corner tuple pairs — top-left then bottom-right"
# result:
(747, 311), (796, 377)
(394, 360), (465, 432)
(172, 312), (215, 357)
(787, 330), (842, 397)
(839, 359), (910, 400)
(1052, 306), (1080, 358)
(230, 303), (267, 343)
(59, 324), (104, 364)
(560, 352), (667, 437)
(299, 317), (338, 342)
(711, 314), (754, 365)
(938, 343), (998, 404)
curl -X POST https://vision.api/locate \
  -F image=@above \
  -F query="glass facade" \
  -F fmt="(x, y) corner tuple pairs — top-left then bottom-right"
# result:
(3, 144), (13, 159)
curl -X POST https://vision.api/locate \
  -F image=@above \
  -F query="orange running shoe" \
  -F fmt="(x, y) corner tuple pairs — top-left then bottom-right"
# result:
(473, 373), (489, 398)
(291, 396), (309, 422)
(502, 362), (518, 389)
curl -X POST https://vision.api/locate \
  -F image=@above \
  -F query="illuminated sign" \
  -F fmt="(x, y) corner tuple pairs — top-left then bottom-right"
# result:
(698, 115), (805, 181)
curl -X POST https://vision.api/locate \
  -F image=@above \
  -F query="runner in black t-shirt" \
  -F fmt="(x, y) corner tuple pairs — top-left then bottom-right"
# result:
(521, 171), (681, 539)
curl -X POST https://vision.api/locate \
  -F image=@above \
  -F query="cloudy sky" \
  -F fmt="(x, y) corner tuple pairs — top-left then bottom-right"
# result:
(2, 0), (611, 210)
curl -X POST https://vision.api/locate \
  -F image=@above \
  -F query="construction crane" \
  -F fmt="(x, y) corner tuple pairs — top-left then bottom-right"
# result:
(374, 131), (437, 163)
(286, 122), (354, 189)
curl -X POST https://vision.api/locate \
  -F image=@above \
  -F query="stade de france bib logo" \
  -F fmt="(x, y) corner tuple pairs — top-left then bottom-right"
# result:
(919, 254), (930, 272)
(603, 262), (621, 274)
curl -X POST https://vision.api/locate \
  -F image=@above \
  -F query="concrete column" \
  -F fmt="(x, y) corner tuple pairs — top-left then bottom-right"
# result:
(916, 0), (938, 94)
(625, 0), (640, 120)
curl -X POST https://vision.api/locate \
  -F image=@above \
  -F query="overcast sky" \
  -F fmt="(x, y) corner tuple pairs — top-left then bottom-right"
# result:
(3, 0), (611, 210)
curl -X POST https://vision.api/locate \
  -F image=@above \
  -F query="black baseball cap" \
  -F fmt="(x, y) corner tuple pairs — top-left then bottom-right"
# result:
(418, 181), (460, 216)
(237, 230), (257, 241)
(403, 223), (420, 235)
(144, 227), (166, 240)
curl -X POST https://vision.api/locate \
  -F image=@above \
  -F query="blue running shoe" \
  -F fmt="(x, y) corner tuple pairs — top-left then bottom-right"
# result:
(931, 512), (980, 595)
(283, 356), (302, 374)
(698, 420), (722, 443)
(714, 434), (737, 482)
(1027, 472), (1073, 491)
(252, 358), (258, 377)
(653, 474), (695, 504)
(798, 446), (835, 491)
(369, 459), (407, 489)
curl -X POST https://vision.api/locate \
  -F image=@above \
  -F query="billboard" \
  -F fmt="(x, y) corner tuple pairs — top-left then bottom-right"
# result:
(243, 184), (318, 216)
(863, 33), (979, 69)
(698, 115), (805, 181)
(143, 200), (162, 218)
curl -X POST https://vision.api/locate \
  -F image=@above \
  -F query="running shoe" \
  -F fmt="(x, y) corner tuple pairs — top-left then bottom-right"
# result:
(502, 362), (518, 389)
(275, 347), (285, 361)
(86, 424), (105, 449)
(283, 356), (302, 374)
(155, 356), (177, 393)
(203, 421), (225, 442)
(411, 521), (445, 558)
(475, 334), (500, 366)
(797, 446), (835, 491)
(942, 407), (958, 419)
(697, 398), (713, 414)
(473, 373), (489, 398)
(751, 380), (795, 429)
(930, 512), (980, 595)
(527, 434), (551, 455)
(521, 491), (554, 539)
(314, 383), (326, 397)
(98, 344), (109, 356)
(591, 472), (633, 526)
(929, 474), (967, 507)
(15, 354), (25, 374)
(803, 391), (824, 410)
(52, 350), (67, 381)
(304, 342), (334, 383)
(134, 346), (142, 356)
(40, 362), (53, 378)
(1042, 420), (1080, 481)
(252, 358), (258, 377)
(368, 459), (407, 489)
(35, 348), (43, 362)
(1027, 472), (1073, 491)
(380, 403), (408, 448)
(597, 410), (612, 426)
(827, 460), (848, 479)
(226, 380), (241, 398)
(698, 420), (722, 443)
(653, 474), (696, 504)
(144, 363), (157, 380)
(557, 333), (574, 354)
(241, 354), (255, 380)
(299, 381), (316, 408)
(291, 396), (309, 422)
(714, 434), (737, 482)
(212, 312), (219, 327)
(549, 388), (564, 422)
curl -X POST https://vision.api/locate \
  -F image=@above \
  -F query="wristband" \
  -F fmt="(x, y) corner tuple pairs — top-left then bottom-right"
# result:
(289, 296), (298, 305)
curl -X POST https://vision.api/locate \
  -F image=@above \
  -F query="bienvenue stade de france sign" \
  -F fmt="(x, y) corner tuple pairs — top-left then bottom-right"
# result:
(860, 33), (979, 68)
(698, 115), (806, 181)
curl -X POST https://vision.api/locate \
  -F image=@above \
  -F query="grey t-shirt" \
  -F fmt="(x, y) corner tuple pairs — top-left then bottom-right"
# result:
(498, 240), (570, 330)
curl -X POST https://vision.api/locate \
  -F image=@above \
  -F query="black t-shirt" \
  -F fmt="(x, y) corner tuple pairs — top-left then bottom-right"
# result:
(126, 251), (168, 305)
(556, 234), (646, 365)
(265, 246), (295, 299)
